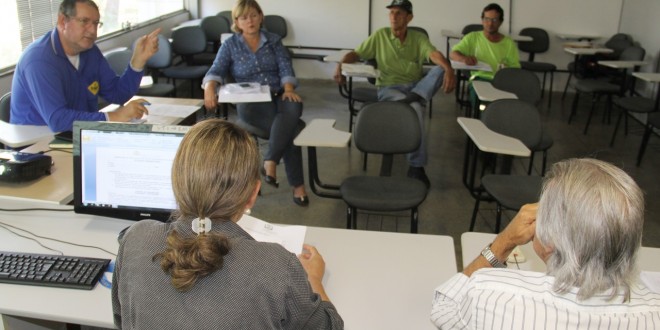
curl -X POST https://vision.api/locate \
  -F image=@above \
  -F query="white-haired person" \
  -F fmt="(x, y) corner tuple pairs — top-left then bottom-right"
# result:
(431, 158), (660, 329)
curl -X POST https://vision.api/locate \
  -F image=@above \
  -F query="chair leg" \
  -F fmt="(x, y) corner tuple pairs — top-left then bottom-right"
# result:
(540, 71), (547, 99)
(428, 99), (433, 119)
(469, 190), (482, 231)
(411, 208), (418, 233)
(548, 71), (554, 108)
(541, 150), (548, 176)
(562, 73), (572, 101)
(495, 203), (503, 233)
(610, 110), (625, 147)
(568, 91), (580, 124)
(583, 94), (599, 134)
(637, 125), (653, 166)
(362, 153), (368, 171)
(346, 207), (352, 229)
(351, 207), (358, 229)
(527, 151), (535, 175)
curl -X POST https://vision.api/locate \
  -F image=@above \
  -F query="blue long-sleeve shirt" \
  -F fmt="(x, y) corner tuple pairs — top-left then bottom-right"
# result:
(10, 29), (142, 132)
(202, 30), (297, 92)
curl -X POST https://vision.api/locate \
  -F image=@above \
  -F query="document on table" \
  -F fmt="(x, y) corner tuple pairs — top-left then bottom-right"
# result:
(237, 215), (307, 255)
(101, 103), (200, 125)
(218, 84), (271, 103)
(450, 60), (492, 72)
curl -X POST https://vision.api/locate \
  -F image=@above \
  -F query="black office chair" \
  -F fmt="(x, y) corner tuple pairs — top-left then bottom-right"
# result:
(106, 46), (175, 97)
(491, 68), (554, 175)
(562, 33), (634, 100)
(518, 27), (557, 107)
(340, 102), (427, 233)
(263, 15), (287, 38)
(217, 10), (233, 26)
(0, 92), (10, 123)
(568, 45), (646, 134)
(162, 26), (211, 98)
(189, 15), (231, 66)
(469, 99), (543, 232)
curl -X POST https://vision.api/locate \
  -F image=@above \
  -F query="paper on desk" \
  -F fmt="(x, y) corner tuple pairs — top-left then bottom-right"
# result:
(341, 63), (380, 78)
(450, 60), (492, 72)
(218, 85), (271, 103)
(237, 214), (307, 255)
(101, 103), (200, 124)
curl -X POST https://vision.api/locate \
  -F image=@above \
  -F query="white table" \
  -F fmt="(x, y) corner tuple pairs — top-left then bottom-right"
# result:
(461, 232), (660, 272)
(0, 198), (456, 330)
(294, 119), (351, 198)
(557, 33), (601, 42)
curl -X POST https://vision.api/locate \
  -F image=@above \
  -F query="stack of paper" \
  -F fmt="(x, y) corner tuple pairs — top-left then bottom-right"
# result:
(341, 63), (379, 78)
(237, 215), (307, 255)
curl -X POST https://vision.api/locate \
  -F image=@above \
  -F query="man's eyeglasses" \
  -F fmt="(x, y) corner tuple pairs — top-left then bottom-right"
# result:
(68, 16), (103, 29)
(481, 17), (501, 23)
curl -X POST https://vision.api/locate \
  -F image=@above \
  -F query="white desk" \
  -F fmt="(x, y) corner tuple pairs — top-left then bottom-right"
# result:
(461, 232), (660, 273)
(557, 33), (601, 42)
(0, 198), (456, 330)
(323, 49), (352, 63)
(598, 60), (648, 69)
(471, 80), (517, 103)
(294, 119), (351, 198)
(0, 121), (54, 149)
(457, 118), (530, 157)
(564, 47), (614, 56)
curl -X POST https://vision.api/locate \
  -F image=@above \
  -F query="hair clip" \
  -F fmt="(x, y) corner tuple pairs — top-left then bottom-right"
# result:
(244, 208), (251, 215)
(191, 217), (212, 235)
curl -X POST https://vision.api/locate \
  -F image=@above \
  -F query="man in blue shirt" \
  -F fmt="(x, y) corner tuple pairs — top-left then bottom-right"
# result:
(11, 0), (161, 132)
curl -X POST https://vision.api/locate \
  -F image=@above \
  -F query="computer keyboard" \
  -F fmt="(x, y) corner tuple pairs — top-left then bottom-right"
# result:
(0, 251), (110, 290)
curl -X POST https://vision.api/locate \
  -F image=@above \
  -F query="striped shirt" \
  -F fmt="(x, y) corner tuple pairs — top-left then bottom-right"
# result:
(431, 268), (660, 329)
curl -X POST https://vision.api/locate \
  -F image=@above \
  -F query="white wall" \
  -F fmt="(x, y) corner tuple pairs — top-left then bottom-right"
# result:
(619, 0), (660, 98)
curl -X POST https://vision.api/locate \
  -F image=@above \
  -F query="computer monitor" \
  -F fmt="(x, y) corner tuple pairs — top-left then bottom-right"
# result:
(73, 121), (190, 221)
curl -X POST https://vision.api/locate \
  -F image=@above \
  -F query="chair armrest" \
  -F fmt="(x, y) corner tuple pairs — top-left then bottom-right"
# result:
(294, 119), (351, 148)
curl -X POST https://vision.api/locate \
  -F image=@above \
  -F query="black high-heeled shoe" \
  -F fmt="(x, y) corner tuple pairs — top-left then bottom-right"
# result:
(293, 194), (309, 207)
(261, 167), (279, 188)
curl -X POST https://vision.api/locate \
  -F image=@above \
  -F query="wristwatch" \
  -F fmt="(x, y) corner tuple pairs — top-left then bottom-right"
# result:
(481, 244), (507, 268)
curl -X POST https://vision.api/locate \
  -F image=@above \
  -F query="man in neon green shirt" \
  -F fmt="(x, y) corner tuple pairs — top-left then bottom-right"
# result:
(333, 0), (456, 188)
(450, 3), (520, 81)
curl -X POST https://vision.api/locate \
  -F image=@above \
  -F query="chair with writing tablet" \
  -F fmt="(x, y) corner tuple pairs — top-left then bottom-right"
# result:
(454, 24), (484, 108)
(469, 99), (543, 233)
(491, 68), (554, 175)
(518, 27), (557, 107)
(340, 102), (427, 233)
(568, 45), (646, 134)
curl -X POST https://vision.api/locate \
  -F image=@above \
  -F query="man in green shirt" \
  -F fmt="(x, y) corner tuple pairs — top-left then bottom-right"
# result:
(334, 0), (456, 188)
(450, 3), (520, 81)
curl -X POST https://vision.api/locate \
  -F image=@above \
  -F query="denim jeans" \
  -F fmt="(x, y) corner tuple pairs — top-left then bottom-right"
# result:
(377, 66), (445, 167)
(237, 98), (304, 187)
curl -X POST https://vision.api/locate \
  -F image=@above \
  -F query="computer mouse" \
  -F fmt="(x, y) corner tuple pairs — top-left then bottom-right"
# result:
(117, 226), (130, 243)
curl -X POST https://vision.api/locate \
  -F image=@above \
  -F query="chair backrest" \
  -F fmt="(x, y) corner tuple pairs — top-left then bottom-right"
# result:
(217, 10), (233, 27)
(143, 34), (173, 69)
(491, 68), (542, 106)
(518, 27), (550, 61)
(354, 102), (421, 154)
(462, 24), (483, 35)
(619, 45), (645, 61)
(263, 15), (287, 38)
(104, 48), (132, 75)
(171, 25), (207, 56)
(409, 26), (429, 38)
(0, 92), (10, 123)
(201, 15), (230, 45)
(481, 99), (542, 148)
(605, 33), (633, 58)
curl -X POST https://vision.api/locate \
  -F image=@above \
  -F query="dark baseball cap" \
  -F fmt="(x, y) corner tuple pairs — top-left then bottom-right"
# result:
(386, 0), (413, 14)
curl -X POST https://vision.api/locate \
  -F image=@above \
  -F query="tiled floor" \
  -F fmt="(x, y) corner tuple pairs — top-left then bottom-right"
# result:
(202, 78), (660, 269)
